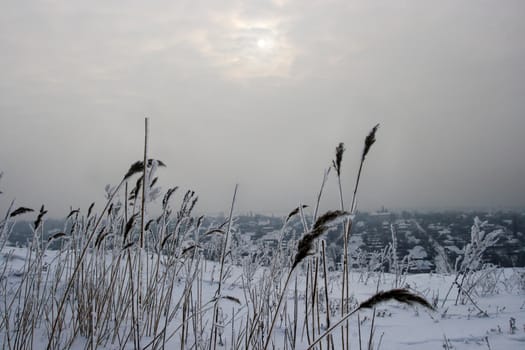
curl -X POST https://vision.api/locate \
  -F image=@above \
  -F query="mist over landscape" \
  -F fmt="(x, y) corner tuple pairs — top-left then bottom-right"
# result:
(1, 1), (525, 350)
(1, 1), (524, 218)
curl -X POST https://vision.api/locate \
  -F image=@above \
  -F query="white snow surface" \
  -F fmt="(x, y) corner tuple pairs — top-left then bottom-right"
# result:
(1, 247), (524, 349)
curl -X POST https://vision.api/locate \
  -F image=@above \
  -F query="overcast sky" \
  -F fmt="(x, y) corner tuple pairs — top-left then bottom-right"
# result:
(1, 0), (524, 218)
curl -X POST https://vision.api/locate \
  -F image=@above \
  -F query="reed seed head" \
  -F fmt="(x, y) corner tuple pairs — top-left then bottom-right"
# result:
(10, 207), (34, 217)
(286, 205), (308, 223)
(196, 215), (204, 229)
(161, 233), (174, 249)
(182, 244), (201, 255)
(87, 202), (95, 218)
(95, 227), (109, 248)
(123, 213), (138, 244)
(67, 208), (79, 219)
(145, 219), (154, 231)
(358, 288), (434, 311)
(123, 159), (166, 180)
(150, 176), (158, 188)
(292, 210), (350, 269)
(48, 232), (66, 242)
(362, 124), (379, 161)
(313, 209), (351, 230)
(205, 229), (226, 236)
(122, 241), (135, 251)
(212, 295), (241, 305)
(33, 205), (48, 230)
(162, 187), (178, 210)
(332, 142), (345, 176)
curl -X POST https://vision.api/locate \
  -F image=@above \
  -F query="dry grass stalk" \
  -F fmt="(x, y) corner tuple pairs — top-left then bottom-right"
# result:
(211, 184), (238, 350)
(47, 130), (158, 349)
(343, 124), (380, 349)
(312, 210), (349, 230)
(362, 124), (379, 162)
(87, 202), (95, 218)
(332, 141), (350, 350)
(286, 205), (309, 224)
(293, 210), (350, 269)
(124, 159), (166, 181)
(162, 187), (178, 210)
(350, 123), (380, 214)
(48, 232), (66, 242)
(332, 142), (345, 177)
(9, 207), (34, 217)
(358, 288), (435, 311)
(321, 240), (334, 350)
(264, 210), (350, 350)
(313, 167), (331, 222)
(4, 120), (197, 350)
(205, 229), (226, 236)
(123, 213), (139, 244)
(211, 295), (242, 305)
(307, 289), (433, 349)
(33, 205), (47, 230)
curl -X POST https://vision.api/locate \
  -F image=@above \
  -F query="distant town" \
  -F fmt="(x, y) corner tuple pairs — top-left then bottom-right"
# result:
(6, 209), (525, 273)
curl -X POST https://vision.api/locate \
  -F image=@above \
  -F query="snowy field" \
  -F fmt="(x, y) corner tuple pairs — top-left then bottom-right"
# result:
(1, 245), (524, 350)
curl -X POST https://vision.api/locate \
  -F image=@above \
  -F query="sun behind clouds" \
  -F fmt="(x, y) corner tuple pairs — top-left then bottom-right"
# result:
(194, 14), (295, 80)
(257, 38), (274, 50)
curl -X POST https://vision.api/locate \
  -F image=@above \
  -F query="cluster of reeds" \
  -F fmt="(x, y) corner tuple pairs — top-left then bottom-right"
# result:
(256, 123), (435, 350)
(441, 217), (502, 313)
(0, 119), (216, 349)
(0, 120), (435, 350)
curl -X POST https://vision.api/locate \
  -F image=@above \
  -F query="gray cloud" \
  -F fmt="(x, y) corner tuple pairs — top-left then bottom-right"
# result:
(1, 0), (524, 217)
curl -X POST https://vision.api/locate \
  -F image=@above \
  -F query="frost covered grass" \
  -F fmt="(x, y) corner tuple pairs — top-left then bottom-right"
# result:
(1, 120), (524, 349)
(1, 247), (524, 349)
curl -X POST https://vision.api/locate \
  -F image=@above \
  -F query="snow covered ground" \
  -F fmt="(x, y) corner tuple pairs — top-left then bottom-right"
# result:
(1, 246), (524, 349)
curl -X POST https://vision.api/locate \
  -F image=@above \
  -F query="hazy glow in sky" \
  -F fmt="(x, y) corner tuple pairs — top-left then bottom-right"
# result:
(1, 0), (524, 217)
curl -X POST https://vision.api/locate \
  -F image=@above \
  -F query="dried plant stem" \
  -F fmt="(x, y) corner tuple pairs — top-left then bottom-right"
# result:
(332, 142), (349, 350)
(358, 313), (363, 350)
(293, 276), (298, 349)
(140, 118), (149, 246)
(351, 124), (379, 215)
(349, 160), (364, 215)
(264, 211), (350, 350)
(262, 267), (294, 350)
(367, 308), (376, 350)
(321, 240), (333, 350)
(211, 184), (238, 350)
(308, 288), (432, 350)
(310, 259), (316, 345)
(308, 303), (361, 350)
(299, 204), (310, 233)
(313, 256), (322, 350)
(337, 172), (350, 350)
(126, 250), (140, 350)
(46, 179), (124, 350)
(140, 118), (148, 249)
(304, 261), (311, 345)
(313, 168), (330, 222)
(138, 117), (149, 341)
